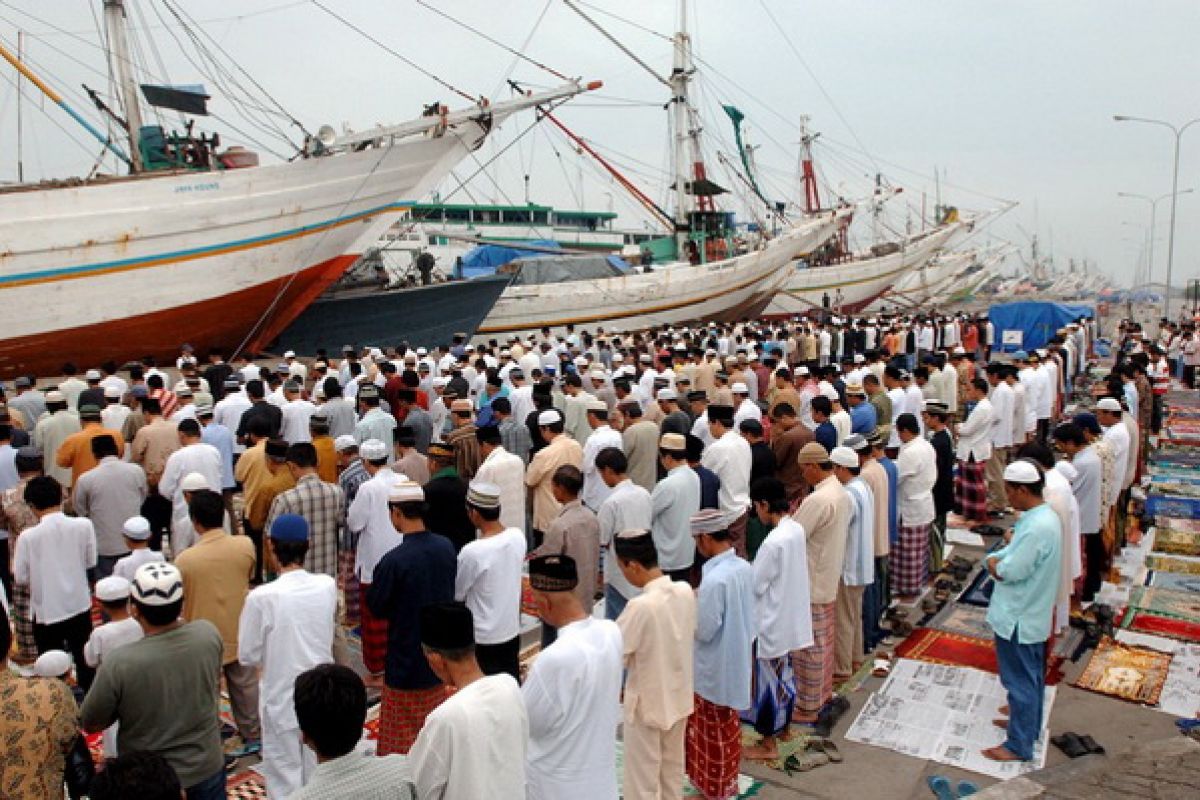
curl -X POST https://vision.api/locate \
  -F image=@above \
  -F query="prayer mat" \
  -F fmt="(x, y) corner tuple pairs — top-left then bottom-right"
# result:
(893, 628), (1064, 685)
(1073, 638), (1173, 705)
(1146, 570), (1200, 593)
(1152, 527), (1200, 557)
(1157, 517), (1200, 534)
(1145, 553), (1200, 575)
(1128, 586), (1200, 624)
(958, 567), (994, 607)
(614, 741), (764, 798)
(926, 602), (994, 640)
(1121, 609), (1200, 643)
(1146, 493), (1200, 520)
(227, 769), (267, 800)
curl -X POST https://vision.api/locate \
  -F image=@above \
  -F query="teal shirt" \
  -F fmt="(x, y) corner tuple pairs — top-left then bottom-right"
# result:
(986, 502), (1062, 644)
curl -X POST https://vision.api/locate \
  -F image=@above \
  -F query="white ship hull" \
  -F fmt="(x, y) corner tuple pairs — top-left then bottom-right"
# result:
(474, 210), (845, 339)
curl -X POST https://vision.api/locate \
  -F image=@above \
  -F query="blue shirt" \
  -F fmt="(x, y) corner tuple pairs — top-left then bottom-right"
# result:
(986, 502), (1062, 645)
(842, 478), (875, 586)
(849, 402), (877, 436)
(692, 465), (721, 511)
(694, 549), (755, 710)
(201, 422), (236, 490)
(815, 421), (837, 452)
(878, 456), (899, 545)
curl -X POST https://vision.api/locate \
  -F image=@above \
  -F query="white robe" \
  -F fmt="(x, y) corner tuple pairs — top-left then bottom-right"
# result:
(1046, 466), (1082, 634)
(523, 617), (623, 800)
(158, 442), (223, 555)
(347, 467), (402, 583)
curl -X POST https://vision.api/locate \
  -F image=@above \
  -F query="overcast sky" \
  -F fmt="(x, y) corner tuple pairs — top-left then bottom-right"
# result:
(1, 0), (1197, 287)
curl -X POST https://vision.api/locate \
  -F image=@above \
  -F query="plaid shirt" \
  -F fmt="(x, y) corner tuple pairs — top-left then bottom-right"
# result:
(498, 418), (533, 465)
(266, 473), (345, 578)
(338, 458), (370, 505)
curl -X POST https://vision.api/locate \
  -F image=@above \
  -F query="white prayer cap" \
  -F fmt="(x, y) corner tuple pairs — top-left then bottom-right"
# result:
(104, 386), (122, 399)
(538, 409), (562, 426)
(34, 650), (73, 678)
(1096, 397), (1122, 412)
(500, 348), (511, 357)
(284, 350), (296, 359)
(952, 346), (966, 355)
(85, 369), (102, 381)
(417, 347), (428, 355)
(466, 481), (501, 509)
(123, 516), (151, 541)
(1003, 460), (1042, 484)
(369, 348), (384, 359)
(95, 576), (132, 603)
(656, 388), (677, 401)
(432, 377), (449, 388)
(732, 382), (749, 394)
(796, 366), (810, 376)
(820, 385), (839, 401)
(131, 562), (183, 606)
(45, 390), (65, 403)
(334, 435), (358, 452)
(388, 479), (424, 503)
(844, 433), (870, 452)
(612, 353), (624, 362)
(830, 446), (859, 469)
(360, 439), (389, 460)
(689, 508), (727, 536)
(639, 354), (652, 363)
(853, 354), (865, 364)
(180, 472), (211, 492)
(574, 356), (589, 366)
(585, 400), (609, 412)
(590, 369), (607, 380)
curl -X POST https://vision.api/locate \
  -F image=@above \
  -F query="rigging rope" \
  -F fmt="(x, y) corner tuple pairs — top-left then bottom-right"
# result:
(309, 0), (476, 103)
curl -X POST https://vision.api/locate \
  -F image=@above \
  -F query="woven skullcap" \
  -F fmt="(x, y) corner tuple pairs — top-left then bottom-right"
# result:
(131, 562), (184, 606)
(528, 554), (578, 592)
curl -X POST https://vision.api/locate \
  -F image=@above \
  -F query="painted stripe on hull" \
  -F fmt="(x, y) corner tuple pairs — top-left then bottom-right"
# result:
(0, 255), (354, 379)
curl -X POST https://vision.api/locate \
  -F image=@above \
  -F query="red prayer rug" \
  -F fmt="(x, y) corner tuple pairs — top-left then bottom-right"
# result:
(227, 769), (267, 799)
(894, 628), (1064, 685)
(1121, 609), (1200, 643)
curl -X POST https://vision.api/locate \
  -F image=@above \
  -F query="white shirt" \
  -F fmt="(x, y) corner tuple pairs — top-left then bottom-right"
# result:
(454, 528), (526, 645)
(83, 616), (143, 668)
(1008, 380), (1029, 437)
(523, 617), (622, 800)
(896, 436), (937, 525)
(239, 569), (337, 731)
(14, 512), (97, 624)
(1031, 365), (1053, 418)
(113, 548), (165, 581)
(734, 397), (762, 426)
(411, 674), (528, 800)
(214, 391), (252, 453)
(701, 429), (752, 526)
(830, 409), (851, 446)
(158, 442), (223, 554)
(904, 385), (926, 435)
(956, 397), (994, 462)
(1102, 422), (1130, 495)
(474, 448), (527, 533)
(101, 404), (132, 437)
(940, 365), (959, 414)
(886, 387), (907, 447)
(281, 398), (318, 443)
(598, 480), (653, 601)
(347, 468), (403, 583)
(753, 517), (813, 659)
(508, 385), (535, 426)
(581, 425), (623, 511)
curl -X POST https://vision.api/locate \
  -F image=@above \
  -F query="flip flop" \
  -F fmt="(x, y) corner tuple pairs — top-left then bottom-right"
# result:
(1176, 718), (1200, 733)
(1077, 734), (1106, 755)
(927, 775), (955, 800)
(1051, 732), (1088, 758)
(783, 749), (829, 775)
(872, 653), (893, 678)
(956, 780), (980, 797)
(809, 737), (843, 763)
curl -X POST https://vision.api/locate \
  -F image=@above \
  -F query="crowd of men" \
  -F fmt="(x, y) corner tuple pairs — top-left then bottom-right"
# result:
(0, 306), (1171, 799)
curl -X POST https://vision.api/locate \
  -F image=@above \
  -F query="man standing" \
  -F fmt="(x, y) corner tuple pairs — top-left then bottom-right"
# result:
(893, 414), (936, 600)
(1055, 422), (1104, 600)
(831, 446), (874, 681)
(923, 401), (957, 573)
(530, 466), (599, 643)
(174, 490), (261, 759)
(159, 418), (223, 555)
(473, 425), (525, 533)
(581, 401), (623, 511)
(522, 554), (623, 800)
(423, 443), (475, 552)
(366, 482), (457, 755)
(687, 510), (754, 800)
(769, 402), (813, 503)
(791, 442), (849, 723)
(56, 403), (125, 486)
(983, 461), (1062, 763)
(239, 515), (337, 798)
(701, 405), (752, 554)
(393, 427), (431, 485)
(444, 399), (482, 479)
(34, 391), (80, 489)
(197, 404), (238, 533)
(614, 530), (697, 800)
(622, 401), (660, 492)
(236, 431), (294, 582)
(651, 433), (702, 583)
(81, 563), (227, 798)
(456, 482), (526, 681)
(266, 443), (345, 580)
(409, 602), (528, 799)
(354, 385), (397, 459)
(598, 449), (654, 620)
(346, 440), (399, 682)
(14, 475), (97, 689)
(73, 435), (147, 578)
(525, 409), (583, 544)
(985, 364), (1015, 515)
(956, 378), (994, 523)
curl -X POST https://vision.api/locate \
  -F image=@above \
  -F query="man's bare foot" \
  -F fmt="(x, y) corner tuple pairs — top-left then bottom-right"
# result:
(999, 704), (1010, 715)
(982, 745), (1025, 762)
(993, 718), (1008, 729)
(743, 741), (779, 761)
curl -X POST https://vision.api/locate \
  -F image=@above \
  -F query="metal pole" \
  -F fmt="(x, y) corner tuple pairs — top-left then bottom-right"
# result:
(1165, 127), (1182, 318)
(1147, 199), (1157, 287)
(16, 30), (23, 183)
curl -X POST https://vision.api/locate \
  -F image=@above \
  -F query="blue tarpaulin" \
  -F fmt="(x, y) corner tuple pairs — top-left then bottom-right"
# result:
(988, 301), (1094, 352)
(459, 240), (563, 278)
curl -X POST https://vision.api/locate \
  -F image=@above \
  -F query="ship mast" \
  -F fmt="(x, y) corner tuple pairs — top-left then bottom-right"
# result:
(798, 114), (821, 213)
(669, 0), (694, 257)
(103, 0), (144, 172)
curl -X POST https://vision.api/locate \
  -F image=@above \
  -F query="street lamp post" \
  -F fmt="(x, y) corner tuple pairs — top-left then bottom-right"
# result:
(1114, 114), (1200, 318)
(1118, 188), (1194, 288)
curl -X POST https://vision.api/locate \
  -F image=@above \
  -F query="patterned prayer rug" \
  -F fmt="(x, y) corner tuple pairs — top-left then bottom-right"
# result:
(1073, 638), (1173, 705)
(1157, 517), (1200, 534)
(1128, 586), (1200, 624)
(926, 602), (994, 640)
(1146, 570), (1200, 593)
(614, 741), (764, 798)
(957, 568), (993, 607)
(227, 769), (267, 799)
(1152, 527), (1200, 557)
(893, 628), (1065, 685)
(1121, 609), (1200, 643)
(1145, 554), (1200, 575)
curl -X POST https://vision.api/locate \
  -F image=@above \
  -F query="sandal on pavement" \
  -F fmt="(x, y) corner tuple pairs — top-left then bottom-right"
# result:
(1077, 734), (1106, 755)
(957, 780), (980, 796)
(783, 749), (829, 774)
(927, 775), (955, 800)
(809, 737), (843, 763)
(1051, 732), (1088, 759)
(872, 653), (893, 678)
(892, 620), (914, 637)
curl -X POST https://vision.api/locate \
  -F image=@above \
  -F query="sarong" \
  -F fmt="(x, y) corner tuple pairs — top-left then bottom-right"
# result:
(377, 684), (448, 756)
(339, 549), (361, 629)
(955, 458), (989, 522)
(686, 694), (741, 800)
(359, 583), (388, 675)
(739, 653), (795, 737)
(791, 601), (835, 720)
(890, 522), (929, 596)
(10, 583), (38, 665)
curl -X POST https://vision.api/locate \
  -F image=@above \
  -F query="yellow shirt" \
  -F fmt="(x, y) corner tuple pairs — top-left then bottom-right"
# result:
(176, 529), (256, 664)
(524, 434), (583, 532)
(618, 575), (696, 729)
(235, 441), (296, 530)
(792, 474), (851, 605)
(56, 422), (126, 486)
